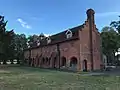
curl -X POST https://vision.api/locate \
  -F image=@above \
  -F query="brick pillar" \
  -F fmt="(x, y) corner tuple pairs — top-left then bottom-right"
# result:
(86, 9), (95, 71)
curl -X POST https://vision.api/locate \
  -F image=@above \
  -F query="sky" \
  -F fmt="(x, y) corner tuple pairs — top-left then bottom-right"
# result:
(0, 0), (120, 36)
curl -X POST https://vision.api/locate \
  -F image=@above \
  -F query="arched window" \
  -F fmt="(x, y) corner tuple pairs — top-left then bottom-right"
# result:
(65, 29), (72, 39)
(47, 36), (51, 44)
(37, 40), (40, 46)
(27, 42), (30, 48)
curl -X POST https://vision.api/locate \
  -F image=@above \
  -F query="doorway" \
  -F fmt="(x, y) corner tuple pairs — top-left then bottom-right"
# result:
(83, 60), (87, 71)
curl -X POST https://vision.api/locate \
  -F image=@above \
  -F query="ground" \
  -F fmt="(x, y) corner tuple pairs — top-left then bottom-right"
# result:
(0, 65), (120, 90)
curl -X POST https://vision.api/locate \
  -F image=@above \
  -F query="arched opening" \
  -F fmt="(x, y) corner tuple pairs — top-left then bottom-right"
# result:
(24, 58), (28, 64)
(61, 57), (66, 67)
(46, 57), (49, 65)
(42, 57), (45, 66)
(83, 60), (87, 72)
(35, 57), (37, 66)
(48, 58), (51, 65)
(37, 57), (39, 67)
(70, 57), (77, 70)
(39, 56), (42, 67)
(32, 58), (34, 67)
(29, 58), (32, 66)
(52, 57), (57, 68)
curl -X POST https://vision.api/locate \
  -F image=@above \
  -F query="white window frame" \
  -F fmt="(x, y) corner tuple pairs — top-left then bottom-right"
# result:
(65, 29), (73, 39)
(37, 40), (40, 46)
(47, 36), (51, 44)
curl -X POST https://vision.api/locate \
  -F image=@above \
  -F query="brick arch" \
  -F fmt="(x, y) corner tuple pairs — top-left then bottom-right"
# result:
(83, 59), (87, 71)
(45, 57), (50, 66)
(70, 57), (77, 65)
(38, 54), (42, 67)
(48, 57), (51, 66)
(29, 58), (32, 66)
(51, 52), (57, 68)
(41, 57), (45, 66)
(32, 58), (35, 67)
(69, 56), (78, 70)
(61, 56), (66, 67)
(37, 57), (40, 67)
(52, 57), (57, 68)
(35, 56), (39, 67)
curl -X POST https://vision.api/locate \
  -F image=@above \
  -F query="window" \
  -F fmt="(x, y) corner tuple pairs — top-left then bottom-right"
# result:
(27, 42), (30, 48)
(47, 36), (51, 44)
(65, 29), (72, 39)
(37, 40), (40, 46)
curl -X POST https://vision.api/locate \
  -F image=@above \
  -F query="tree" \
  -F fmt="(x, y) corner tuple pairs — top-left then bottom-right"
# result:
(0, 16), (14, 64)
(110, 18), (120, 34)
(13, 34), (27, 64)
(110, 16), (120, 47)
(27, 33), (46, 47)
(101, 26), (119, 64)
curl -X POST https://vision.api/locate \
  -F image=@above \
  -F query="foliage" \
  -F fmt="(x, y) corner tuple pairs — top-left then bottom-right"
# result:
(101, 26), (119, 64)
(0, 16), (14, 64)
(27, 33), (46, 47)
(110, 20), (120, 34)
(0, 15), (46, 64)
(13, 34), (27, 64)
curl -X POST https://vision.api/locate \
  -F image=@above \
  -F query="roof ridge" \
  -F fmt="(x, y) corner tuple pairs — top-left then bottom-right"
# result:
(50, 24), (83, 37)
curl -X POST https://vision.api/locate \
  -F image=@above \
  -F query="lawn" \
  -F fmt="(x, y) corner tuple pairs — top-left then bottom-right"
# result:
(0, 66), (120, 90)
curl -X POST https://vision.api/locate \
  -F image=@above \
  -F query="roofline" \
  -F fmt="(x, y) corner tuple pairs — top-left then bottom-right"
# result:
(24, 24), (84, 51)
(24, 37), (79, 51)
(50, 24), (83, 37)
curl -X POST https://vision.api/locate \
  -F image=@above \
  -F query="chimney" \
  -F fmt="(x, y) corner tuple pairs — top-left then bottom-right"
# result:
(86, 9), (95, 24)
(86, 9), (95, 71)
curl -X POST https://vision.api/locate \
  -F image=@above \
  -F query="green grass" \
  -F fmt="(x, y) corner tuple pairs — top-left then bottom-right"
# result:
(0, 66), (120, 90)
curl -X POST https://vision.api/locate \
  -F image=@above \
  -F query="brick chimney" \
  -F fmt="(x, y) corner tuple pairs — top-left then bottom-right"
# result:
(86, 9), (95, 71)
(86, 9), (95, 25)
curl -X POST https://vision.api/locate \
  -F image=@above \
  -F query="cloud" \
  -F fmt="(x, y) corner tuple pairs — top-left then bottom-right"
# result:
(96, 12), (120, 17)
(17, 18), (32, 29)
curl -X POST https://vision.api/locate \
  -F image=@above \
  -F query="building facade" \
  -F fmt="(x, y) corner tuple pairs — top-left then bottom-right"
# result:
(24, 9), (102, 71)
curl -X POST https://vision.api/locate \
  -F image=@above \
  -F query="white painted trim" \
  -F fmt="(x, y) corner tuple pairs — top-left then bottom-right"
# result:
(65, 29), (73, 39)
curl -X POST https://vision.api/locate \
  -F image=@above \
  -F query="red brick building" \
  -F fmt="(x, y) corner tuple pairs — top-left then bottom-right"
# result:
(24, 9), (102, 71)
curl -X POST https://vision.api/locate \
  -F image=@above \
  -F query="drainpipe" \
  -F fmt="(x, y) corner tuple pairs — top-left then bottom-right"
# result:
(29, 49), (31, 66)
(57, 44), (61, 69)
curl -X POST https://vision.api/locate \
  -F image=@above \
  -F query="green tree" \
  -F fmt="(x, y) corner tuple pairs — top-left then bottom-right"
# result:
(101, 26), (119, 64)
(0, 16), (14, 64)
(27, 33), (46, 47)
(110, 19), (120, 34)
(13, 34), (27, 64)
